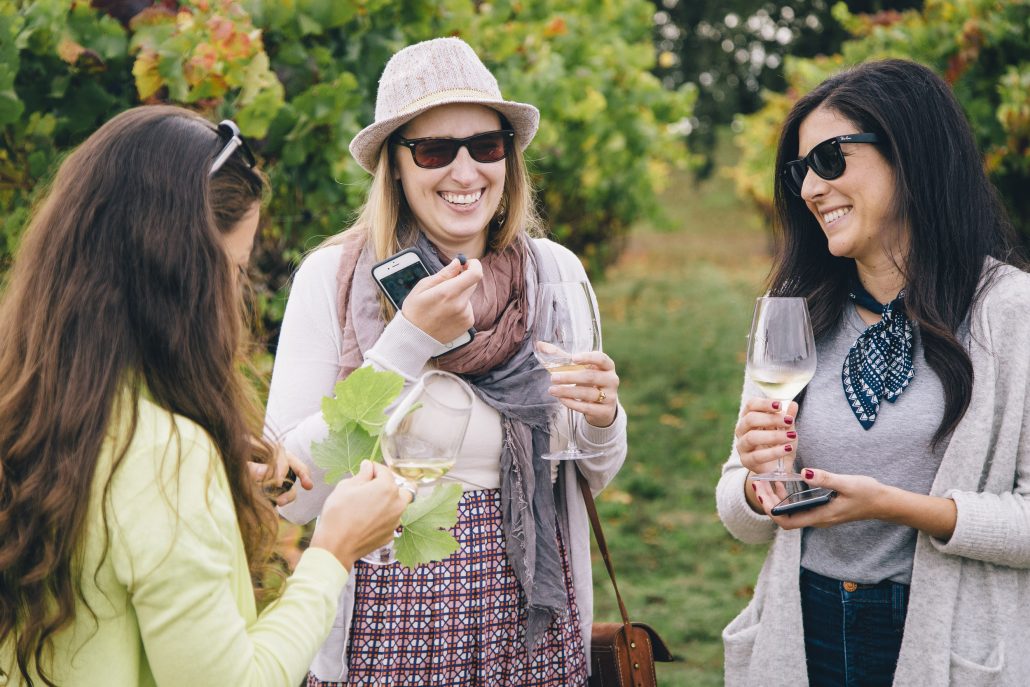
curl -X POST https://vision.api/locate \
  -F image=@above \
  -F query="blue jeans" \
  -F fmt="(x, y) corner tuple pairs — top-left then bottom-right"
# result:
(799, 567), (909, 687)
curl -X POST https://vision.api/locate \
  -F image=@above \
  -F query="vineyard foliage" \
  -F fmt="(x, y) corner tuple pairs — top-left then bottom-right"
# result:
(0, 0), (695, 339)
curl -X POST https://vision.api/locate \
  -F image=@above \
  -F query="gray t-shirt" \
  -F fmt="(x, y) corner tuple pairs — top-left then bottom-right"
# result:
(798, 304), (950, 584)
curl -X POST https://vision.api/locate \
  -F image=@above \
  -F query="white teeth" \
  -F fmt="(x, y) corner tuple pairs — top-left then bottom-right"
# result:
(441, 190), (482, 205)
(823, 206), (852, 224)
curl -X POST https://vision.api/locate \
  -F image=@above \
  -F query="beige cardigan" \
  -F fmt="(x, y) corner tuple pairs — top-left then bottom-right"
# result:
(716, 263), (1030, 687)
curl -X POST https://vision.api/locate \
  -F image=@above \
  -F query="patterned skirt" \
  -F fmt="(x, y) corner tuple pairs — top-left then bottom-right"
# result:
(307, 488), (588, 687)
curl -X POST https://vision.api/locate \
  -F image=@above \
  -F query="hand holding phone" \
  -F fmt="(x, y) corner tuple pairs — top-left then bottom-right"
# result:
(371, 249), (479, 355)
(770, 486), (836, 516)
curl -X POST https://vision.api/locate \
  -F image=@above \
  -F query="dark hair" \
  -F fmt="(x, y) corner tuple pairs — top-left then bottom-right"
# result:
(769, 59), (1021, 446)
(0, 105), (273, 686)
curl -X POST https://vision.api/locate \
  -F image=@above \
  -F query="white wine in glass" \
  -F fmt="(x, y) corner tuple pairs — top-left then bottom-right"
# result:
(746, 296), (817, 482)
(361, 370), (474, 565)
(533, 281), (603, 461)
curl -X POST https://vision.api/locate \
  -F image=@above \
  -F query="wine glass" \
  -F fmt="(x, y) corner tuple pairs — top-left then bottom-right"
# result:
(533, 281), (603, 461)
(361, 370), (474, 565)
(746, 296), (817, 482)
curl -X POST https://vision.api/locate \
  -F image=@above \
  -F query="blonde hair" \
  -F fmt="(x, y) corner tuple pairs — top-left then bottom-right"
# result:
(323, 111), (543, 316)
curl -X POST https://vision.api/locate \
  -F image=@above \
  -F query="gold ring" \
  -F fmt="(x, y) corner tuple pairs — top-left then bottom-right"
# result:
(596, 388), (606, 403)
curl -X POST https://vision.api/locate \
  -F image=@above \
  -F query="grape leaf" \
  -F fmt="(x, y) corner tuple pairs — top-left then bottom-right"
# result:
(321, 366), (405, 435)
(311, 422), (376, 484)
(394, 482), (464, 570)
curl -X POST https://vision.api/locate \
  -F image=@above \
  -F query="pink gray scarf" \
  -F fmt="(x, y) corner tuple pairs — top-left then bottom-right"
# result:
(334, 230), (566, 654)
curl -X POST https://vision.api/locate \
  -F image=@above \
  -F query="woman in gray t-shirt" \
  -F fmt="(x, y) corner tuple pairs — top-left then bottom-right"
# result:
(717, 59), (1030, 687)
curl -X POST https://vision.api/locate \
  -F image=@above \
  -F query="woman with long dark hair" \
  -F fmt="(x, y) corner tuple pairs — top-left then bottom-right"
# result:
(717, 59), (1030, 686)
(0, 105), (410, 686)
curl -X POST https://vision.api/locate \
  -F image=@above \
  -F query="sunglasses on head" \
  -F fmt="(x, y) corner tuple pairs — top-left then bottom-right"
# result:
(392, 129), (515, 169)
(782, 133), (880, 196)
(209, 120), (256, 177)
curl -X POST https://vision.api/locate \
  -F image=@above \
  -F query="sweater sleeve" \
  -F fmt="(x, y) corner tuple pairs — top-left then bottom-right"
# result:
(715, 373), (778, 545)
(107, 423), (349, 687)
(930, 268), (1030, 567)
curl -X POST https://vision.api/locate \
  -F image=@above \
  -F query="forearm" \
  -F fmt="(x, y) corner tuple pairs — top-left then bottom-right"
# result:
(877, 485), (957, 541)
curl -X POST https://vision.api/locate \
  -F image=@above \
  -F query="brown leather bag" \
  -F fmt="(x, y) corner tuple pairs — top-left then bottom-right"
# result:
(579, 474), (675, 687)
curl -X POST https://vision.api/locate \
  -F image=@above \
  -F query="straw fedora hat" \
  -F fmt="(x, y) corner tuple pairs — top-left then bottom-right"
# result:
(349, 37), (540, 174)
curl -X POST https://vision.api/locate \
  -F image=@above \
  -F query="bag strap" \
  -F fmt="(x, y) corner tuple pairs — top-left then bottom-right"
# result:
(577, 470), (634, 635)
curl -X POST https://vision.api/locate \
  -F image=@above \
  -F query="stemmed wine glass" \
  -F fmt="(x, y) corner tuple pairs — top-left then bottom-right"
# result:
(746, 296), (817, 482)
(533, 281), (603, 461)
(362, 370), (474, 565)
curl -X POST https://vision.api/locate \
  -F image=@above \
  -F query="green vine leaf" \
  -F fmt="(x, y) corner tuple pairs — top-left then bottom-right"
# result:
(321, 365), (404, 435)
(394, 482), (463, 570)
(311, 421), (376, 483)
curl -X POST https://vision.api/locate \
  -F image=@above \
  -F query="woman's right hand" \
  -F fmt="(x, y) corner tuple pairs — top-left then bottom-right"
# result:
(734, 398), (798, 511)
(402, 257), (483, 344)
(309, 460), (412, 571)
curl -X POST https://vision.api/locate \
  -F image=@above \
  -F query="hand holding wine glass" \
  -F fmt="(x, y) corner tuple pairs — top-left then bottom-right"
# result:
(533, 281), (605, 461)
(361, 370), (474, 565)
(745, 296), (817, 482)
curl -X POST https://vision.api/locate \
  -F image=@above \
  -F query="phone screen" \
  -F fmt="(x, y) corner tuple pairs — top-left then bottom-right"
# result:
(379, 262), (429, 308)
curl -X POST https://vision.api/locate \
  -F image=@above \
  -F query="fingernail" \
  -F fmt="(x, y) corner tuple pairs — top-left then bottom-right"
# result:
(751, 483), (757, 492)
(771, 401), (781, 410)
(784, 444), (793, 453)
(786, 430), (797, 439)
(456, 252), (467, 266)
(758, 496), (763, 504)
(784, 415), (794, 425)
(804, 469), (814, 480)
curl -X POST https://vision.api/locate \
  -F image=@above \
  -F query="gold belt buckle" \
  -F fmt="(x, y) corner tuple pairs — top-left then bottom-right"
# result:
(843, 581), (859, 592)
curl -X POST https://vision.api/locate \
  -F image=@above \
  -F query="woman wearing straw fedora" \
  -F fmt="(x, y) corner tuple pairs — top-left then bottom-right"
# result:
(267, 37), (628, 686)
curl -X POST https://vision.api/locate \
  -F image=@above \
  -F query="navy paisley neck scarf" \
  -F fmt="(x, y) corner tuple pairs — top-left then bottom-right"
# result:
(841, 279), (914, 429)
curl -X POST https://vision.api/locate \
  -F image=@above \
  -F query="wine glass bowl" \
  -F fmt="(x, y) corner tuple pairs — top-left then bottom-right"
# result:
(746, 297), (817, 482)
(534, 281), (603, 461)
(361, 370), (474, 565)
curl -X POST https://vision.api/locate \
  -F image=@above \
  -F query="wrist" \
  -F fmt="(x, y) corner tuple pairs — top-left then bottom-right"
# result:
(308, 532), (356, 573)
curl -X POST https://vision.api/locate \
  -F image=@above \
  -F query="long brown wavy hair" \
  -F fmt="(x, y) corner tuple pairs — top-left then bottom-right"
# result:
(0, 105), (276, 686)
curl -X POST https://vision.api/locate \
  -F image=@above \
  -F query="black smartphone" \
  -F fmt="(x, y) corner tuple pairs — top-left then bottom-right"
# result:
(770, 486), (836, 516)
(370, 248), (474, 355)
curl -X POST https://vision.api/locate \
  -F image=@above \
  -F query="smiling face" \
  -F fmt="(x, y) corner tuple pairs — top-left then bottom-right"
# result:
(394, 103), (506, 258)
(797, 106), (907, 269)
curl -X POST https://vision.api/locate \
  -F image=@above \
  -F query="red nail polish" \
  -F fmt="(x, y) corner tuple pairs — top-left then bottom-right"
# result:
(784, 444), (793, 453)
(784, 416), (794, 425)
(751, 483), (757, 492)
(804, 469), (814, 480)
(771, 401), (781, 410)
(786, 430), (797, 439)
(758, 496), (764, 504)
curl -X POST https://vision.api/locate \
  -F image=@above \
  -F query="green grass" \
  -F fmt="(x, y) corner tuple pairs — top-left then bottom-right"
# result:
(589, 156), (772, 686)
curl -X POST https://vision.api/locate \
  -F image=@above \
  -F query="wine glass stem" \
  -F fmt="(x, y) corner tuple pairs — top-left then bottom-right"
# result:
(776, 399), (791, 475)
(565, 406), (581, 453)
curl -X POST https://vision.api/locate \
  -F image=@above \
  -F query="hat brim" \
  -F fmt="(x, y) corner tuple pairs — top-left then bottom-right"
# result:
(349, 95), (540, 174)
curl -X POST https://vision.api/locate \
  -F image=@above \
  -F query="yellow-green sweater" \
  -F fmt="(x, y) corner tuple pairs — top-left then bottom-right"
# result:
(1, 396), (347, 687)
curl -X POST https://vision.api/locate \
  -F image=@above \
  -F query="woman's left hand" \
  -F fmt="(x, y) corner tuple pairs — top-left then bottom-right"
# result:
(547, 351), (620, 428)
(753, 468), (888, 530)
(248, 442), (314, 507)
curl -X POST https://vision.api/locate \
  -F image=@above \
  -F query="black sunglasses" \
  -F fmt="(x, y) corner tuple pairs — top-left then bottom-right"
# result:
(782, 133), (880, 196)
(209, 120), (256, 177)
(392, 129), (515, 169)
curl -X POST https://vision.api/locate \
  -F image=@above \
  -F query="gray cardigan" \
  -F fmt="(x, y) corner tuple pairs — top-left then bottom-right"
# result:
(715, 262), (1030, 687)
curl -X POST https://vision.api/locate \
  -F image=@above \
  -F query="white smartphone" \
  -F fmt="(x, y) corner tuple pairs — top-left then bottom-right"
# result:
(370, 248), (474, 356)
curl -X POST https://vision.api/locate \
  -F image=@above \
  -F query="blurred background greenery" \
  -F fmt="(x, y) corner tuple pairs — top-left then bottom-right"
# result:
(2, 1), (1027, 684)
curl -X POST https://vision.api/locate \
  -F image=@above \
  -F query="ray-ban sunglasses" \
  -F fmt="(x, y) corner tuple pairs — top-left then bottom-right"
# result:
(392, 129), (515, 169)
(209, 120), (256, 177)
(782, 133), (879, 196)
